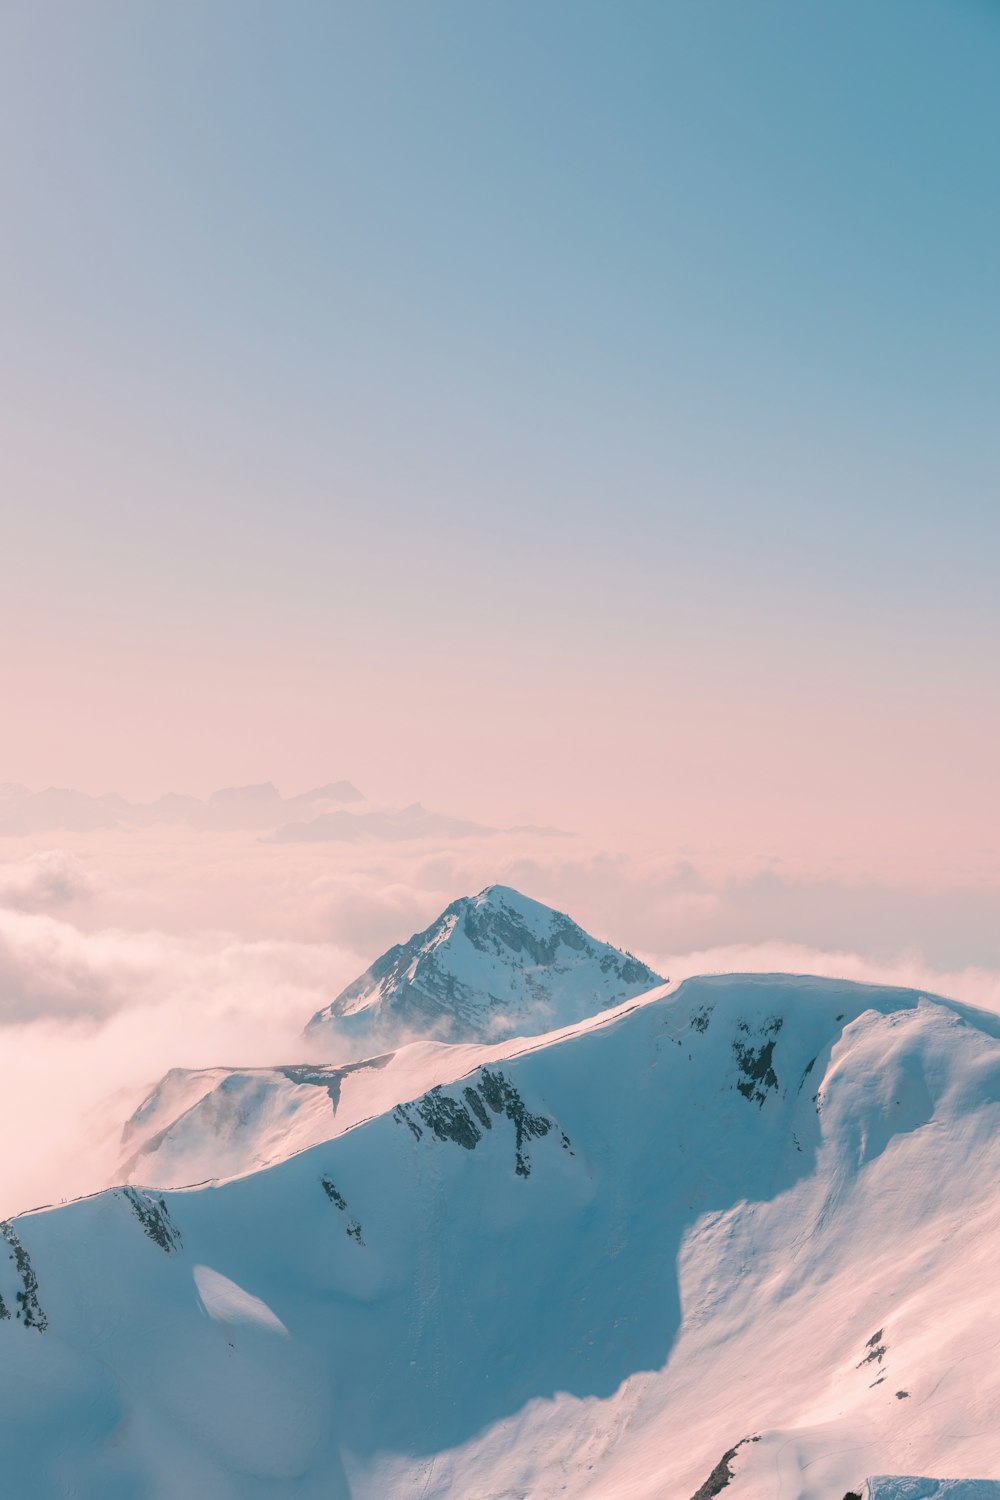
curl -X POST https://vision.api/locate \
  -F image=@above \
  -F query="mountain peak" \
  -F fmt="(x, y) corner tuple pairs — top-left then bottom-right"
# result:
(469, 883), (553, 916)
(306, 886), (663, 1045)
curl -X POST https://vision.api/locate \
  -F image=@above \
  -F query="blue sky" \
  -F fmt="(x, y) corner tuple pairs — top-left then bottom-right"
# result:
(1, 1), (997, 853)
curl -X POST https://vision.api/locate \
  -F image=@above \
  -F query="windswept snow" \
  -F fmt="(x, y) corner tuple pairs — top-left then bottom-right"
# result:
(194, 1264), (289, 1335)
(3, 972), (1000, 1496)
(119, 1053), (399, 1188)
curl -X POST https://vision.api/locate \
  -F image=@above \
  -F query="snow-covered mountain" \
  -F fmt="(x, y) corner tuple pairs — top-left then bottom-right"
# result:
(6, 972), (1000, 1497)
(119, 886), (663, 1188)
(306, 883), (663, 1045)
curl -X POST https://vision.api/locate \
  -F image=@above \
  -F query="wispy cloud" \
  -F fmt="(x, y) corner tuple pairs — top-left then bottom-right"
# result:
(0, 781), (365, 835)
(267, 801), (566, 844)
(267, 802), (496, 844)
(0, 849), (93, 912)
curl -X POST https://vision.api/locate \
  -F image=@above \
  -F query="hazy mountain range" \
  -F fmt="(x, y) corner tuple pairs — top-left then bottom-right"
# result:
(0, 784), (565, 844)
(0, 780), (363, 834)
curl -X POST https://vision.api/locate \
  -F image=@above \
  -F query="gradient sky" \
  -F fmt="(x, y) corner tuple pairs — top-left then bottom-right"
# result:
(2, 1), (997, 873)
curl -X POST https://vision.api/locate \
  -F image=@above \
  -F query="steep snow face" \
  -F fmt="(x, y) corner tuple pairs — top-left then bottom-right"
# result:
(5, 974), (1000, 1499)
(306, 883), (663, 1045)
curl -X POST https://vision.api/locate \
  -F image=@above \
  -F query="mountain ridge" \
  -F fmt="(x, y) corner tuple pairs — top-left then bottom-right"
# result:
(119, 884), (665, 1188)
(8, 971), (1000, 1495)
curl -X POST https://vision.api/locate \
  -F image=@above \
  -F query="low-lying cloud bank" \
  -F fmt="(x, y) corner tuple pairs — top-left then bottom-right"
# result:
(0, 849), (92, 912)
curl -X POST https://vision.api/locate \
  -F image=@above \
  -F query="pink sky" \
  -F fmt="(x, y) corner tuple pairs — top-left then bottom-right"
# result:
(3, 597), (996, 892)
(1, 0), (998, 1225)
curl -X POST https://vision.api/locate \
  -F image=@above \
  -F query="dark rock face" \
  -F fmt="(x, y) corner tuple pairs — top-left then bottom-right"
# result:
(120, 1188), (182, 1253)
(393, 1068), (562, 1178)
(690, 1435), (760, 1499)
(406, 1088), (484, 1150)
(857, 1327), (887, 1367)
(479, 1069), (553, 1178)
(321, 1176), (347, 1211)
(464, 900), (584, 967)
(0, 1221), (46, 1330)
(733, 1017), (783, 1106)
(320, 1176), (364, 1243)
(463, 1086), (493, 1131)
(278, 1053), (393, 1112)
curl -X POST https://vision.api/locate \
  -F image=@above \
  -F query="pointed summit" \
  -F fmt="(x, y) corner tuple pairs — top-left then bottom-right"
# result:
(305, 884), (663, 1044)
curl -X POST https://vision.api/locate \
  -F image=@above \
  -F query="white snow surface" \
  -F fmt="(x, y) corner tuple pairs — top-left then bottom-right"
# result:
(4, 973), (1000, 1497)
(118, 1054), (401, 1188)
(193, 1264), (289, 1335)
(305, 882), (663, 1044)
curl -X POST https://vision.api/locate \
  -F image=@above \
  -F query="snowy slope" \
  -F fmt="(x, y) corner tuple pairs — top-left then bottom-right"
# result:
(4, 974), (1000, 1498)
(118, 1040), (545, 1189)
(118, 1057), (396, 1188)
(305, 883), (663, 1045)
